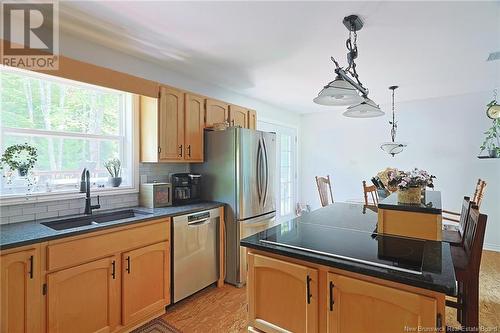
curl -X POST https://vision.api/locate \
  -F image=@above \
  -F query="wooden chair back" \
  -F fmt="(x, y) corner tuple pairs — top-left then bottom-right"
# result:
(457, 196), (472, 237)
(362, 181), (379, 206)
(462, 205), (488, 274)
(315, 175), (334, 207)
(472, 179), (487, 208)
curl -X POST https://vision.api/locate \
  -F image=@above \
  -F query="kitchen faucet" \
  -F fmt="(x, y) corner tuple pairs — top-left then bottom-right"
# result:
(80, 168), (100, 215)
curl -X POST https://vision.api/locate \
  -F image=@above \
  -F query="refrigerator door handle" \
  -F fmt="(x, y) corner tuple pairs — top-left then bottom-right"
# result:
(261, 136), (269, 208)
(256, 139), (262, 204)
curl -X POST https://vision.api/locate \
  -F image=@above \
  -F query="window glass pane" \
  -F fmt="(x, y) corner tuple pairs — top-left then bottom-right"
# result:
(1, 70), (122, 136)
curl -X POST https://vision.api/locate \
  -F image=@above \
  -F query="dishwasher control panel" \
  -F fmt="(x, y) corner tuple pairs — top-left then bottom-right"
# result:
(188, 211), (210, 222)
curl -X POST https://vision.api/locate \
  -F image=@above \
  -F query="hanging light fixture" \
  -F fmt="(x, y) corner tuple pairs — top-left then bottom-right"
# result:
(313, 15), (384, 118)
(380, 86), (407, 156)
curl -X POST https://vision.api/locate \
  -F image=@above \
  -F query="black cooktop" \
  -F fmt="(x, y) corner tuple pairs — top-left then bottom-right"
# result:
(260, 222), (425, 274)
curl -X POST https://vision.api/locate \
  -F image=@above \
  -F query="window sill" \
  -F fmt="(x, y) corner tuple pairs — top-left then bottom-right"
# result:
(0, 186), (138, 206)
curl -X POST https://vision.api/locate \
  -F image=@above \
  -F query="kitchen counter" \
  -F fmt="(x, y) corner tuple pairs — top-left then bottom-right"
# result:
(241, 202), (456, 296)
(0, 201), (224, 250)
(378, 190), (442, 214)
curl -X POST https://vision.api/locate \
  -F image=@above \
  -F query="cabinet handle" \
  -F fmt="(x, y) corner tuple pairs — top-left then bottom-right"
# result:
(187, 145), (191, 157)
(178, 145), (183, 157)
(111, 260), (116, 279)
(126, 256), (131, 274)
(28, 255), (34, 279)
(329, 281), (334, 311)
(306, 275), (312, 304)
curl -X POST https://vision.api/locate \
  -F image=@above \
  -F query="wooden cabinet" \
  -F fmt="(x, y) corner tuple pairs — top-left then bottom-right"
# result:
(228, 105), (248, 128)
(46, 256), (120, 333)
(159, 86), (184, 161)
(378, 208), (442, 241)
(205, 99), (229, 128)
(122, 242), (170, 325)
(184, 94), (205, 162)
(247, 253), (318, 333)
(326, 273), (440, 333)
(248, 109), (257, 130)
(140, 88), (205, 163)
(0, 245), (41, 333)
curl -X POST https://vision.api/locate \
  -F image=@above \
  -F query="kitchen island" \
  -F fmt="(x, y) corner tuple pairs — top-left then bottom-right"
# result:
(241, 203), (456, 333)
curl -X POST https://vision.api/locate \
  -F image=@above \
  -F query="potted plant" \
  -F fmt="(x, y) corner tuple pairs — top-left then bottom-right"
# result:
(104, 158), (122, 187)
(0, 143), (38, 177)
(388, 168), (435, 204)
(480, 119), (500, 158)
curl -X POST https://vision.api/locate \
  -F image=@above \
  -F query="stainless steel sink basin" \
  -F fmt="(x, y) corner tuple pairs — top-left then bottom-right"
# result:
(41, 209), (152, 231)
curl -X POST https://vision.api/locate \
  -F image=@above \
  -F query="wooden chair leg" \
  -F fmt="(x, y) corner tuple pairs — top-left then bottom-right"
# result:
(456, 281), (464, 324)
(464, 278), (479, 331)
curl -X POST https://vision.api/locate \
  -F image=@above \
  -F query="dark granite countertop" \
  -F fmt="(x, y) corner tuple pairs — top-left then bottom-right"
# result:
(0, 201), (224, 250)
(241, 202), (456, 296)
(378, 190), (442, 214)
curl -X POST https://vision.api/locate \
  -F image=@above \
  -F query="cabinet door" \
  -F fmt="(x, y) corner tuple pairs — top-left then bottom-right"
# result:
(47, 256), (119, 333)
(0, 247), (41, 333)
(185, 94), (205, 162)
(205, 99), (229, 128)
(159, 86), (184, 161)
(327, 273), (438, 333)
(248, 109), (257, 130)
(122, 241), (170, 325)
(247, 253), (318, 333)
(228, 105), (248, 128)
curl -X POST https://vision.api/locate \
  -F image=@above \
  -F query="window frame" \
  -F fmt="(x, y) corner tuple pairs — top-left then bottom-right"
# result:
(0, 66), (139, 205)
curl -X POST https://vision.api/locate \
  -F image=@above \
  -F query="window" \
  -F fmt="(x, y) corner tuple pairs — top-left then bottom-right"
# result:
(257, 121), (298, 220)
(0, 66), (135, 197)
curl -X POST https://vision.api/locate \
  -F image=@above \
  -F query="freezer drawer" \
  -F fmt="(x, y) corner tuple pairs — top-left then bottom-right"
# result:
(173, 208), (220, 303)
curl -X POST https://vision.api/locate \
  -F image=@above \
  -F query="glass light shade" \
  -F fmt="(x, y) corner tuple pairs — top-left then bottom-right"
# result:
(343, 97), (385, 118)
(380, 142), (407, 156)
(313, 76), (364, 106)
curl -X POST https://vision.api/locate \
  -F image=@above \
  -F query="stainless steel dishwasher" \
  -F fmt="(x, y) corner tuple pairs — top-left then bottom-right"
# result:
(172, 208), (220, 303)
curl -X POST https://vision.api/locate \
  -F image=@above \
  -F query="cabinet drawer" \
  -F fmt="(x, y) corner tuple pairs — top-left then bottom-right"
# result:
(47, 218), (170, 271)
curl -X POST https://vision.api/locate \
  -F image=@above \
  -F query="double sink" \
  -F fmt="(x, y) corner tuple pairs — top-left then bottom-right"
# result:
(41, 209), (152, 231)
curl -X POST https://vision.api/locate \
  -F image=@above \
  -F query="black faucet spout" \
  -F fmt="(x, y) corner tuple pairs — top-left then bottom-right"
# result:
(83, 169), (101, 215)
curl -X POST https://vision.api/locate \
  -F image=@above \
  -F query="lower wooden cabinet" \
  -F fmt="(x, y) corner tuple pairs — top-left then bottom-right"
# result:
(247, 253), (318, 333)
(326, 273), (439, 333)
(0, 245), (42, 333)
(46, 256), (120, 333)
(122, 241), (170, 325)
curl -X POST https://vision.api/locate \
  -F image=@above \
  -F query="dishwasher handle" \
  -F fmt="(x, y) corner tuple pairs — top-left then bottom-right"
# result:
(187, 218), (211, 227)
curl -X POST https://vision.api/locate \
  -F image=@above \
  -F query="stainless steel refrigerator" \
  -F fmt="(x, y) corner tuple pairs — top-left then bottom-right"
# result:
(192, 127), (276, 286)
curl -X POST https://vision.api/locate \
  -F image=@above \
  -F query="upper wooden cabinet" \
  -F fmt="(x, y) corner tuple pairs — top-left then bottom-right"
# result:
(247, 253), (318, 333)
(122, 241), (170, 325)
(326, 273), (439, 333)
(46, 256), (120, 333)
(229, 105), (248, 128)
(248, 109), (257, 130)
(159, 86), (185, 161)
(140, 87), (205, 163)
(184, 94), (205, 162)
(0, 245), (42, 333)
(205, 99), (229, 128)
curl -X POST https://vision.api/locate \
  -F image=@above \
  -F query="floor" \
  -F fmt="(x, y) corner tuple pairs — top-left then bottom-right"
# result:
(163, 250), (500, 333)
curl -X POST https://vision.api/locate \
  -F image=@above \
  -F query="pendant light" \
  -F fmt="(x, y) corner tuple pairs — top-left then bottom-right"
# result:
(313, 15), (384, 118)
(380, 86), (407, 156)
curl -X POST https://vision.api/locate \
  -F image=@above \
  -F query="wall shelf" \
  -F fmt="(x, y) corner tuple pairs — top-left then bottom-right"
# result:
(477, 156), (499, 159)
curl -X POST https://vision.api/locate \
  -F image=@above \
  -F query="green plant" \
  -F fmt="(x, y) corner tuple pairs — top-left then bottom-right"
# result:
(0, 143), (38, 175)
(104, 158), (121, 178)
(480, 119), (500, 156)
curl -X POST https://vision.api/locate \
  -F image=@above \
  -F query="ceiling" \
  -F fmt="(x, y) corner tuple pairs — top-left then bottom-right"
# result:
(59, 1), (500, 114)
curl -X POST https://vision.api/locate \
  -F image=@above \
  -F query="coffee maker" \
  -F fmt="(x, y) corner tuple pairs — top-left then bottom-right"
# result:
(171, 173), (201, 205)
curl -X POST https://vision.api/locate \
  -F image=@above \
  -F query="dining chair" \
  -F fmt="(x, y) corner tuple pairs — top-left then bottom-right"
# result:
(315, 175), (334, 207)
(362, 181), (379, 206)
(445, 205), (487, 331)
(443, 179), (486, 222)
(442, 197), (473, 246)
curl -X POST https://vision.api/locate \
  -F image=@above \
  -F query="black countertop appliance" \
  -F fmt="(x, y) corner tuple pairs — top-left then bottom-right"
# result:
(171, 173), (202, 205)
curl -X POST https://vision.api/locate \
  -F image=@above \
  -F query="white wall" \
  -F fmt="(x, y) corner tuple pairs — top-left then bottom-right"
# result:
(58, 32), (300, 128)
(299, 92), (500, 251)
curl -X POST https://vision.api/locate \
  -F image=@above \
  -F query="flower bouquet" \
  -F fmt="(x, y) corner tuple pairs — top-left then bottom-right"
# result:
(388, 168), (436, 204)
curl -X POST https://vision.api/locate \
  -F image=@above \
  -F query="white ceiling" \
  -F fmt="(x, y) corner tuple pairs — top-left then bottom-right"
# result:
(59, 1), (500, 114)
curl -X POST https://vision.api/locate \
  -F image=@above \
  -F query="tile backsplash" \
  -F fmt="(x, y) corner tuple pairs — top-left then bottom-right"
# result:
(0, 163), (190, 225)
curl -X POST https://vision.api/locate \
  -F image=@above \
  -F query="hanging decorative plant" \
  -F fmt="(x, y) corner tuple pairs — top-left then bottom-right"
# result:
(479, 119), (500, 158)
(0, 143), (38, 177)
